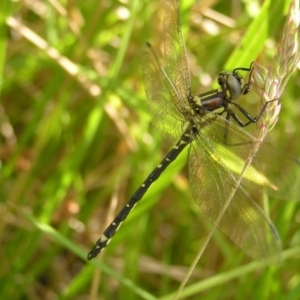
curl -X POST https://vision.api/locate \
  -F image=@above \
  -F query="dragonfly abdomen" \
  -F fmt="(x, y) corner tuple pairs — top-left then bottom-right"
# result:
(87, 129), (192, 259)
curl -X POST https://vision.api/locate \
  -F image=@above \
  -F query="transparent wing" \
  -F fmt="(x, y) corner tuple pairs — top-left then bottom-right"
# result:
(141, 43), (185, 143)
(164, 0), (191, 113)
(188, 114), (284, 262)
(249, 142), (300, 201)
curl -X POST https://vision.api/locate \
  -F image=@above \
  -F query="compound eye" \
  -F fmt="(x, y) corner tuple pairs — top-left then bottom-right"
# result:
(227, 74), (242, 100)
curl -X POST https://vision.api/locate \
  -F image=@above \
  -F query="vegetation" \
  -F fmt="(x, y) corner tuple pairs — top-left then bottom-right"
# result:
(1, 0), (300, 299)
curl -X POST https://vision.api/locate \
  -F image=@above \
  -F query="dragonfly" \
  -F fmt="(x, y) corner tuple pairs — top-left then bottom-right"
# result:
(87, 0), (296, 261)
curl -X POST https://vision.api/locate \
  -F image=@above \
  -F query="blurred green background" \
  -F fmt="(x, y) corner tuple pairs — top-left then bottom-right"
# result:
(1, 0), (300, 299)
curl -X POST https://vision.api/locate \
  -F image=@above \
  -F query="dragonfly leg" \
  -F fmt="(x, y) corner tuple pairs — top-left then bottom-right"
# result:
(232, 62), (254, 95)
(229, 98), (279, 127)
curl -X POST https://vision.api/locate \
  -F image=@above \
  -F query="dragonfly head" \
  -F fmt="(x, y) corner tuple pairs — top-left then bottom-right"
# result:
(218, 63), (253, 101)
(218, 71), (244, 101)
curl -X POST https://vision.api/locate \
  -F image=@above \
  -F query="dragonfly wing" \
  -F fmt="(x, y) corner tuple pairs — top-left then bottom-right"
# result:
(141, 43), (184, 143)
(188, 114), (282, 262)
(208, 117), (300, 201)
(249, 142), (300, 201)
(164, 0), (191, 113)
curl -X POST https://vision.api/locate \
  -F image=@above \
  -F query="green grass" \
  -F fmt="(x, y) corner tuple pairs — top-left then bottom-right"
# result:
(1, 0), (300, 299)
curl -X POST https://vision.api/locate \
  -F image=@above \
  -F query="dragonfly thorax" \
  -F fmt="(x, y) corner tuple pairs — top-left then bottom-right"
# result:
(191, 91), (226, 114)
